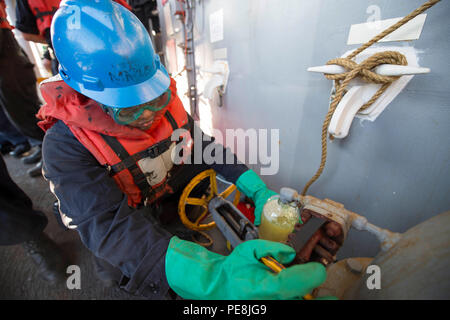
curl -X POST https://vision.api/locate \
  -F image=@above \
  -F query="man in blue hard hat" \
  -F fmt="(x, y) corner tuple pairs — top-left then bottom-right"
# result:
(37, 0), (328, 299)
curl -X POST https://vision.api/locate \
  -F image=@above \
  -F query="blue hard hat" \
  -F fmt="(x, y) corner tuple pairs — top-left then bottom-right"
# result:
(51, 0), (170, 108)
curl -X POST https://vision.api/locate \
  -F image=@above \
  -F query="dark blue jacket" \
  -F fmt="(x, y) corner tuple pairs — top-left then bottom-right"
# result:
(42, 118), (248, 299)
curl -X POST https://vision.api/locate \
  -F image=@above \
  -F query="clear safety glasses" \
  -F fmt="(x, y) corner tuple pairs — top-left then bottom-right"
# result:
(105, 89), (171, 125)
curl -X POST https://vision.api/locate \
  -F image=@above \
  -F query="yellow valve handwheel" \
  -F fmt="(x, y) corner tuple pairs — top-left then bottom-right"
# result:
(178, 169), (241, 231)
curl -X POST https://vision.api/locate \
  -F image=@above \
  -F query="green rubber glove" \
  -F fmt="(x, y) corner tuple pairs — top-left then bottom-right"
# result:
(236, 169), (277, 225)
(165, 236), (327, 300)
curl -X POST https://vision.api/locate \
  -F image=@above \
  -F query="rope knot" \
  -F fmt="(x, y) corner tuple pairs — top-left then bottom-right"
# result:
(301, 0), (440, 196)
(324, 51), (407, 84)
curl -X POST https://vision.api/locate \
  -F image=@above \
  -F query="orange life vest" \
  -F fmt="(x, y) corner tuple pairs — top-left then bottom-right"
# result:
(27, 0), (132, 36)
(37, 76), (195, 208)
(27, 0), (60, 36)
(0, 0), (12, 30)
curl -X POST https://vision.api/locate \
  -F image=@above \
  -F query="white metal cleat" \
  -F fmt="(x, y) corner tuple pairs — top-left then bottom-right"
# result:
(307, 64), (430, 76)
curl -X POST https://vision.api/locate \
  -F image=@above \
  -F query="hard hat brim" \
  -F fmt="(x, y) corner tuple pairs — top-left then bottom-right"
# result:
(61, 66), (171, 109)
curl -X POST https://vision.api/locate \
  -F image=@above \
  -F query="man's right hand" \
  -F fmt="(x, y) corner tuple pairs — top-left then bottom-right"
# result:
(165, 236), (327, 300)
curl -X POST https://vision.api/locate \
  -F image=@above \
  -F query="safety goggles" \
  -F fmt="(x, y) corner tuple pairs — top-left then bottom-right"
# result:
(104, 89), (171, 125)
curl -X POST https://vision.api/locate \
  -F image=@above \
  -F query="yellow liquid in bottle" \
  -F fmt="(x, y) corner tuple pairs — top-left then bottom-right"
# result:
(258, 197), (299, 243)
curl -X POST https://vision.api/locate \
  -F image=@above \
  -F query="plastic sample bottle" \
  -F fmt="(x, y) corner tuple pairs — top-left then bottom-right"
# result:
(258, 195), (300, 243)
